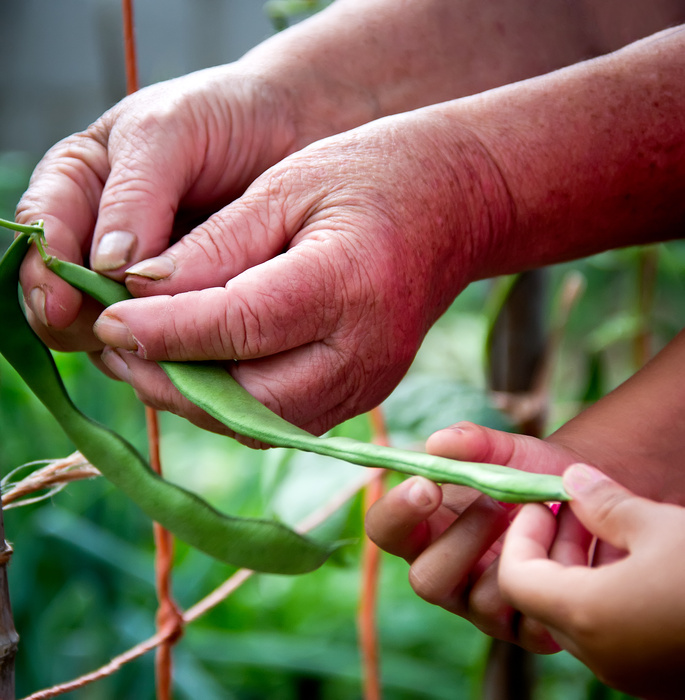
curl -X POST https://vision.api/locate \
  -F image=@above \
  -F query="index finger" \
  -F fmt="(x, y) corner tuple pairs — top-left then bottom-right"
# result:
(499, 503), (590, 626)
(17, 134), (109, 329)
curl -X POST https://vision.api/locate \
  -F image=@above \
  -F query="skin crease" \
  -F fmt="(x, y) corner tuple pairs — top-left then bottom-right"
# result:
(365, 331), (685, 696)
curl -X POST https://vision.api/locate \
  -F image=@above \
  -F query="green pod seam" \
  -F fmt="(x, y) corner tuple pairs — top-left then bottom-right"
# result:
(0, 233), (335, 574)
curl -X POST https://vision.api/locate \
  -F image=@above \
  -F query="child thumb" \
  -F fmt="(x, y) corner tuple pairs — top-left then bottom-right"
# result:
(562, 463), (646, 552)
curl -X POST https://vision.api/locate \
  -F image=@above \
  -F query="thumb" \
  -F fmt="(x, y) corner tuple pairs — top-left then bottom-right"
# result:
(562, 464), (653, 553)
(122, 164), (317, 295)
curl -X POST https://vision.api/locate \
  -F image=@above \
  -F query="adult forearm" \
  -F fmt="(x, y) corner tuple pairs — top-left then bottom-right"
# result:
(450, 25), (685, 280)
(241, 0), (598, 146)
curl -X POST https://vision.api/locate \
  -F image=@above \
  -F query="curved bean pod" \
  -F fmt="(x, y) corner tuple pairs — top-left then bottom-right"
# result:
(0, 230), (336, 574)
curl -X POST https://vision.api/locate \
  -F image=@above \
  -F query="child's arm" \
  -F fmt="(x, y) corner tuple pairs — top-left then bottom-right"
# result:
(366, 328), (685, 652)
(499, 464), (685, 700)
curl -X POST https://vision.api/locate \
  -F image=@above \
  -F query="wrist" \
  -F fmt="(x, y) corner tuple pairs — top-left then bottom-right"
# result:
(378, 104), (517, 316)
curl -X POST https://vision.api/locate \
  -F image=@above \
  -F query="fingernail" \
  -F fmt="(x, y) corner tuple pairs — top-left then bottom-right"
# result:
(407, 477), (433, 508)
(126, 256), (175, 280)
(101, 347), (132, 383)
(92, 231), (137, 271)
(93, 315), (141, 354)
(28, 287), (49, 326)
(563, 463), (606, 496)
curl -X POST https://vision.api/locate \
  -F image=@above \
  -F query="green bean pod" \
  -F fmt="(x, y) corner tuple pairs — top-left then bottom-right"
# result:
(0, 232), (336, 574)
(0, 219), (569, 575)
(162, 362), (569, 503)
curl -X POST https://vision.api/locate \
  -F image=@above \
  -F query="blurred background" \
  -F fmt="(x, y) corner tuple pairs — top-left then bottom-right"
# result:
(1, 2), (684, 699)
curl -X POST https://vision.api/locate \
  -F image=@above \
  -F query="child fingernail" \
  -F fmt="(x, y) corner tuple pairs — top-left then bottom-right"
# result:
(407, 478), (433, 508)
(563, 463), (606, 495)
(126, 256), (175, 280)
(93, 232), (137, 271)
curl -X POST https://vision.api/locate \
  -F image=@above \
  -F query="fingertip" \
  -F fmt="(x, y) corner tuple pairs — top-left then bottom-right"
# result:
(27, 287), (49, 327)
(92, 231), (137, 273)
(425, 421), (475, 456)
(562, 463), (609, 499)
(24, 280), (84, 331)
(93, 314), (140, 353)
(100, 346), (132, 383)
(125, 255), (176, 281)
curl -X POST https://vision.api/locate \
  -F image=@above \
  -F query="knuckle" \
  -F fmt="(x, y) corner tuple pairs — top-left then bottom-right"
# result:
(182, 217), (235, 268)
(587, 489), (632, 534)
(408, 565), (443, 605)
(231, 299), (267, 358)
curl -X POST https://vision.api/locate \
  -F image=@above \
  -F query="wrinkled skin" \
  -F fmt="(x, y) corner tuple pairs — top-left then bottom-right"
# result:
(16, 2), (685, 437)
(17, 65), (300, 349)
(92, 115), (507, 435)
(18, 83), (510, 436)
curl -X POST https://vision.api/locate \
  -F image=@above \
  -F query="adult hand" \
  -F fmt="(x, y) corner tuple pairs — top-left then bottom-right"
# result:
(16, 63), (310, 358)
(500, 464), (685, 699)
(89, 110), (511, 435)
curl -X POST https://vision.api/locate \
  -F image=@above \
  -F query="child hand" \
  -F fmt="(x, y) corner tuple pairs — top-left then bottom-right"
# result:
(365, 420), (585, 652)
(499, 464), (685, 699)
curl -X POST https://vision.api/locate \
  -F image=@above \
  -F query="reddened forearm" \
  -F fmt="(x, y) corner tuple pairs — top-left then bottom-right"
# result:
(452, 26), (685, 280)
(242, 0), (685, 149)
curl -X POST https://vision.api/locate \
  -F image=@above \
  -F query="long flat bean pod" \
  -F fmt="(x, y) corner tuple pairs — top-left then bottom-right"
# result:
(164, 362), (569, 503)
(0, 231), (336, 574)
(12, 224), (568, 504)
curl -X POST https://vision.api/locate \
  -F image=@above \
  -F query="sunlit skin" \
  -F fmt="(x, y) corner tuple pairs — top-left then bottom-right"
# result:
(365, 330), (685, 698)
(16, 0), (685, 437)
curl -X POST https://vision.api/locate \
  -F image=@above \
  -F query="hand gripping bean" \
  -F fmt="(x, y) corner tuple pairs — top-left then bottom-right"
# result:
(0, 220), (569, 565)
(163, 362), (570, 503)
(0, 229), (336, 574)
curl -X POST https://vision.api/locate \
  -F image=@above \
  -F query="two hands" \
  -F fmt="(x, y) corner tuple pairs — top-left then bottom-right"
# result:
(366, 422), (685, 699)
(16, 67), (501, 437)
